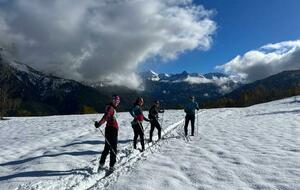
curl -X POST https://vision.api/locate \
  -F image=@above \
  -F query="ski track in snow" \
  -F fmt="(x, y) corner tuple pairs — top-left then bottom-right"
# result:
(0, 111), (185, 190)
(1, 97), (300, 190)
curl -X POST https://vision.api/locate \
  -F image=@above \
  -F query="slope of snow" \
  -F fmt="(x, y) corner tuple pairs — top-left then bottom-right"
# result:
(109, 97), (300, 190)
(0, 46), (71, 90)
(0, 97), (300, 190)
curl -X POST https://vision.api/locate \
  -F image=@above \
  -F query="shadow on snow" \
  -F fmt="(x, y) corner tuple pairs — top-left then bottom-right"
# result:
(246, 109), (300, 117)
(0, 139), (133, 167)
(0, 150), (99, 167)
(0, 168), (91, 181)
(61, 139), (132, 148)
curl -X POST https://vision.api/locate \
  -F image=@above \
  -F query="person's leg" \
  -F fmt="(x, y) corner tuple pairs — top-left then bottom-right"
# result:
(184, 116), (190, 136)
(138, 123), (145, 150)
(149, 121), (155, 142)
(99, 128), (110, 165)
(154, 119), (162, 139)
(133, 124), (138, 149)
(191, 115), (195, 136)
(109, 127), (118, 167)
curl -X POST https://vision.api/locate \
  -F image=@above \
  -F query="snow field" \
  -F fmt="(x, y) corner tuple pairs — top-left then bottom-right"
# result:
(108, 98), (300, 190)
(0, 110), (185, 190)
(0, 97), (300, 190)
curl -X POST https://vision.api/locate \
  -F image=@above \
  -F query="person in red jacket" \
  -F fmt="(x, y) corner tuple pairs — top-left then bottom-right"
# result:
(129, 97), (150, 152)
(94, 95), (120, 171)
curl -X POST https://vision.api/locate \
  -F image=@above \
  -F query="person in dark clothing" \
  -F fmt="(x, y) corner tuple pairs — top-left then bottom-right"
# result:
(184, 96), (199, 136)
(94, 95), (120, 171)
(148, 100), (164, 142)
(129, 97), (150, 151)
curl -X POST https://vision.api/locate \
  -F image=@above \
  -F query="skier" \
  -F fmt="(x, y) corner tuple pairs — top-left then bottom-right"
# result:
(94, 95), (120, 171)
(129, 97), (150, 152)
(184, 96), (199, 136)
(148, 100), (164, 142)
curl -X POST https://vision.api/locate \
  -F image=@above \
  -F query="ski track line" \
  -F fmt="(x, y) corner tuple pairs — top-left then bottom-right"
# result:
(86, 110), (220, 190)
(11, 111), (208, 190)
(67, 116), (198, 190)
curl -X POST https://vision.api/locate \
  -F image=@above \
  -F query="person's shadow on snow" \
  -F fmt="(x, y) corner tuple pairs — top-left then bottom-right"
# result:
(0, 139), (132, 167)
(0, 150), (100, 167)
(0, 168), (92, 181)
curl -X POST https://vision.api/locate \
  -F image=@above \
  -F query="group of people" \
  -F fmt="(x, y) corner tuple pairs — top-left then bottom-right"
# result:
(94, 95), (199, 171)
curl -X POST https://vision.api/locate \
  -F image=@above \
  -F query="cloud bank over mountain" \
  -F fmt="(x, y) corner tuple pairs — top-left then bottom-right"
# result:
(217, 40), (300, 83)
(0, 0), (216, 88)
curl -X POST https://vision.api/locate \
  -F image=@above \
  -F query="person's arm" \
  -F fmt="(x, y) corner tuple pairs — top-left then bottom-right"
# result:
(195, 102), (200, 111)
(129, 106), (137, 119)
(95, 106), (114, 128)
(140, 107), (150, 122)
(144, 116), (150, 122)
(158, 109), (164, 113)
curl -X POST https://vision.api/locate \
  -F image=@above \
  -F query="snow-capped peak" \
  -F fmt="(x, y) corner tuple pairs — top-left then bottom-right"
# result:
(140, 70), (160, 81)
(149, 70), (158, 76)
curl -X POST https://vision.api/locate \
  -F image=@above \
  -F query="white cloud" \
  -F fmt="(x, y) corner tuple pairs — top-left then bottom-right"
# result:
(183, 75), (232, 85)
(217, 40), (300, 83)
(183, 76), (212, 84)
(182, 75), (235, 94)
(0, 0), (216, 88)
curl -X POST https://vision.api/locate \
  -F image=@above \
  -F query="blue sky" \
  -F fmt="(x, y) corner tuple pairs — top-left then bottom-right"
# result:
(141, 0), (300, 74)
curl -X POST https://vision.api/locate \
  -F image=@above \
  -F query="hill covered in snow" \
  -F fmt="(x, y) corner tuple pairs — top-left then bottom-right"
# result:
(0, 47), (115, 116)
(0, 96), (299, 190)
(203, 70), (300, 108)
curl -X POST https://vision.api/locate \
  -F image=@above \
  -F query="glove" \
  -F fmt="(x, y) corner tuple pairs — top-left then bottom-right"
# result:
(94, 121), (100, 128)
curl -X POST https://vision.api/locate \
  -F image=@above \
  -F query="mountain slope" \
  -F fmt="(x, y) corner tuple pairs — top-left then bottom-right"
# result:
(203, 70), (300, 108)
(0, 48), (110, 116)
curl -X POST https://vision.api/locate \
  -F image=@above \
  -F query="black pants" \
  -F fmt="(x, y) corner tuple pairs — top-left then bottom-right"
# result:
(132, 122), (144, 150)
(100, 126), (118, 167)
(149, 119), (161, 141)
(184, 115), (195, 136)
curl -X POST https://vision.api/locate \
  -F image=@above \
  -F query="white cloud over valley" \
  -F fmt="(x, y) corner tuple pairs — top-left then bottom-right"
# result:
(217, 40), (300, 83)
(0, 0), (216, 88)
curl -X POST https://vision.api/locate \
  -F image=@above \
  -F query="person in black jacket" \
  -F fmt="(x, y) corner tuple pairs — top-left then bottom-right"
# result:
(148, 100), (164, 142)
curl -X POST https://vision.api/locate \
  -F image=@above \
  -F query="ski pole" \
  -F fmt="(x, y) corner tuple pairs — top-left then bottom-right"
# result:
(137, 121), (153, 153)
(96, 127), (120, 162)
(197, 110), (199, 136)
(161, 111), (165, 127)
(160, 112), (166, 137)
(144, 122), (150, 133)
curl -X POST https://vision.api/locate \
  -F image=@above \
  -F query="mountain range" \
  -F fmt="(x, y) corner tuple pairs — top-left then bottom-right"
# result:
(1, 46), (300, 116)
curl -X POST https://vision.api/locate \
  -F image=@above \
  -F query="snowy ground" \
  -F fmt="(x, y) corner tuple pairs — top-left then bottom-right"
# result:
(0, 97), (300, 190)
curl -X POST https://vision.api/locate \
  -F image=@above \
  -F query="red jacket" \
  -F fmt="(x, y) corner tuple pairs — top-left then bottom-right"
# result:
(98, 104), (118, 129)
